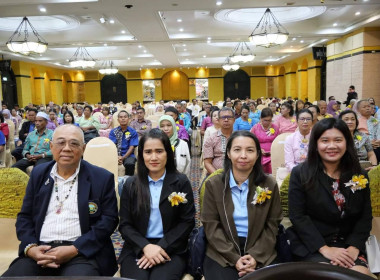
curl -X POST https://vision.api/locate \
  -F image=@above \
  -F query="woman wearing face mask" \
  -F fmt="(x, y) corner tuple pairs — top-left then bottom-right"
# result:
(158, 115), (191, 177)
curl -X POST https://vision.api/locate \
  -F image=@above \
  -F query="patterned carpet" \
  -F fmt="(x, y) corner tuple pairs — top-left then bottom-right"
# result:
(112, 134), (203, 258)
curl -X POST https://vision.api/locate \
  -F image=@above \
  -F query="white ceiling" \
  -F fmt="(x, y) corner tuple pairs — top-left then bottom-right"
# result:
(0, 0), (379, 70)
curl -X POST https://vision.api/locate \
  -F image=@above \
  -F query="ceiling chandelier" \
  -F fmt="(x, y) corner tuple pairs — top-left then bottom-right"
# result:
(99, 60), (118, 75)
(69, 47), (96, 68)
(6, 16), (48, 55)
(230, 42), (255, 63)
(248, 8), (289, 48)
(222, 57), (240, 71)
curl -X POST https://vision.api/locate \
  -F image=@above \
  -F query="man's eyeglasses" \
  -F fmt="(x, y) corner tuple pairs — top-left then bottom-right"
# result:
(298, 118), (312, 122)
(53, 140), (83, 149)
(220, 116), (234, 120)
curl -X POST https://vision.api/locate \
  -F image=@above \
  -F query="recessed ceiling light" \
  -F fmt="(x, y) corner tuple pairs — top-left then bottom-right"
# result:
(99, 17), (106, 23)
(292, 38), (296, 41)
(203, 55), (206, 58)
(216, 1), (222, 6)
(177, 18), (182, 22)
(300, 40), (304, 43)
(121, 30), (126, 34)
(207, 37), (211, 40)
(182, 44), (186, 47)
(143, 50), (147, 53)
(355, 12), (361, 16)
(138, 45), (142, 48)
(104, 43), (108, 46)
(333, 23), (338, 26)
(179, 28), (184, 32)
(109, 19), (115, 24)
(40, 7), (47, 13)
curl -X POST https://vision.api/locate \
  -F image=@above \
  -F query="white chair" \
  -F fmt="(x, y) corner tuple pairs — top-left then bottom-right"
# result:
(83, 137), (120, 205)
(257, 104), (266, 111)
(0, 148), (6, 168)
(5, 120), (15, 151)
(92, 112), (103, 121)
(5, 120), (15, 168)
(112, 113), (120, 128)
(270, 133), (292, 177)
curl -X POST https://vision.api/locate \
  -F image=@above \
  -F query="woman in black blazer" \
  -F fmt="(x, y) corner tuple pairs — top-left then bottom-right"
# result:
(288, 118), (373, 277)
(118, 129), (195, 280)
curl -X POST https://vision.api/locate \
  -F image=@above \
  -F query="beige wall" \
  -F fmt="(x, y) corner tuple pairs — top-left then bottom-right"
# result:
(326, 28), (380, 102)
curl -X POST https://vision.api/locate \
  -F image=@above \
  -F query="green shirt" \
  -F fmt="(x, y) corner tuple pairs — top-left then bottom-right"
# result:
(77, 116), (100, 131)
(22, 128), (53, 157)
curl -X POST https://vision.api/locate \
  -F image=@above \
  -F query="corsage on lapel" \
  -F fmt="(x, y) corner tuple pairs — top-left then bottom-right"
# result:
(168, 192), (187, 206)
(344, 175), (368, 193)
(252, 186), (272, 205)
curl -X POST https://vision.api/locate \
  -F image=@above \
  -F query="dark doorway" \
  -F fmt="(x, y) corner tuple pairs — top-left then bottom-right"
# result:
(1, 68), (17, 109)
(100, 73), (127, 103)
(224, 69), (250, 100)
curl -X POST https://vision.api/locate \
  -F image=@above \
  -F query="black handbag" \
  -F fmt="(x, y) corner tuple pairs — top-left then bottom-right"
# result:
(276, 224), (293, 262)
(187, 225), (207, 280)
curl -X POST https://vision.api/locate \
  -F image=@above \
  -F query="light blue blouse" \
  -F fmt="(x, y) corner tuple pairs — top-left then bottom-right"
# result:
(146, 171), (166, 238)
(229, 170), (249, 238)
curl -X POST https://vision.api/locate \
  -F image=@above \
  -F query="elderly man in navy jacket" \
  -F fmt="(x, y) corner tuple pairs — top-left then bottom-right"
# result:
(2, 124), (119, 277)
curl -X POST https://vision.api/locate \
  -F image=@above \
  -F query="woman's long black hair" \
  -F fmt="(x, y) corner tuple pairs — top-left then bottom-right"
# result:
(63, 110), (75, 124)
(304, 118), (361, 187)
(223, 130), (266, 185)
(131, 128), (177, 215)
